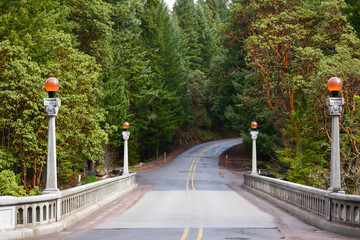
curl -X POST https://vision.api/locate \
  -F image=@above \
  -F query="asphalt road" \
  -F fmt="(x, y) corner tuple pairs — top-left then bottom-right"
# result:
(40, 138), (357, 240)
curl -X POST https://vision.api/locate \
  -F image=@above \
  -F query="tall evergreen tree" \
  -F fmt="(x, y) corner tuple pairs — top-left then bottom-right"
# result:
(345, 0), (360, 37)
(140, 0), (191, 157)
(102, 0), (157, 162)
(69, 0), (114, 68)
(174, 0), (202, 70)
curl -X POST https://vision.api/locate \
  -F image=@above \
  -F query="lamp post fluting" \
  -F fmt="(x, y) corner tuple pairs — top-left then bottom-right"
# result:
(122, 122), (130, 175)
(43, 78), (61, 194)
(326, 77), (344, 193)
(250, 122), (259, 175)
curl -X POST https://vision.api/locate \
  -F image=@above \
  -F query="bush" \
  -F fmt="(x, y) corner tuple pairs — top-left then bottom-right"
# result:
(0, 148), (16, 171)
(0, 170), (27, 197)
(83, 176), (99, 184)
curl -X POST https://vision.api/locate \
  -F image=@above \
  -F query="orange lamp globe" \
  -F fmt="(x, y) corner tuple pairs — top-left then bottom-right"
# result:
(251, 121), (258, 129)
(122, 122), (130, 130)
(327, 77), (343, 92)
(45, 78), (60, 92)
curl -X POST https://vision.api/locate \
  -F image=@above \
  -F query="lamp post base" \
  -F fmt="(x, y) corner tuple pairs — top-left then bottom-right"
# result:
(42, 188), (60, 195)
(328, 187), (345, 194)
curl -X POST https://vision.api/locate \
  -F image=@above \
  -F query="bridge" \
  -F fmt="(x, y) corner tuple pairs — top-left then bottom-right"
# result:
(0, 138), (359, 239)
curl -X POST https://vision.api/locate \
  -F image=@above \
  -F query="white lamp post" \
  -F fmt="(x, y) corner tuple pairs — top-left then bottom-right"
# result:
(326, 77), (345, 193)
(43, 78), (61, 194)
(250, 121), (259, 175)
(122, 122), (130, 175)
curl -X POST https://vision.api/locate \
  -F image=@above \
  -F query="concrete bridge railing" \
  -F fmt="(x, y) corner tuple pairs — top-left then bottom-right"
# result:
(0, 173), (137, 239)
(244, 173), (360, 237)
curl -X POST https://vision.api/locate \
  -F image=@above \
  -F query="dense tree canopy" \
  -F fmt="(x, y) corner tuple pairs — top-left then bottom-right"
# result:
(1, 0), (360, 195)
(225, 0), (360, 192)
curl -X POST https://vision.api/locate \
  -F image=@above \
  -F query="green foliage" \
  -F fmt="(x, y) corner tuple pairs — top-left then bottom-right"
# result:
(28, 186), (41, 196)
(0, 148), (16, 171)
(308, 166), (330, 190)
(83, 176), (99, 184)
(39, 32), (108, 163)
(2, 0), (360, 195)
(224, 0), (360, 193)
(173, 0), (229, 131)
(70, 0), (114, 68)
(101, 0), (154, 162)
(286, 156), (309, 186)
(138, 0), (192, 158)
(0, 1), (107, 193)
(0, 0), (70, 49)
(174, 0), (202, 70)
(0, 170), (26, 197)
(0, 40), (46, 192)
(345, 0), (360, 37)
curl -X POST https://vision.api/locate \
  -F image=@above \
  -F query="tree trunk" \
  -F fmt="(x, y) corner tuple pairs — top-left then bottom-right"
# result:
(36, 164), (43, 186)
(22, 167), (29, 194)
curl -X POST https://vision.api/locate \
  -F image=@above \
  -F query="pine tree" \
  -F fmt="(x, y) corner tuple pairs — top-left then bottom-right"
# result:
(345, 0), (360, 37)
(139, 0), (191, 157)
(69, 0), (114, 68)
(174, 0), (202, 70)
(101, 0), (155, 162)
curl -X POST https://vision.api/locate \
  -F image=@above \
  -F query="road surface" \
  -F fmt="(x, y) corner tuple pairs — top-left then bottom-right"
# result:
(40, 138), (356, 240)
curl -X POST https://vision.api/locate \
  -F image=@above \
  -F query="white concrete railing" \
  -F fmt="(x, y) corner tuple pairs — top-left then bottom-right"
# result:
(0, 173), (136, 233)
(244, 173), (360, 236)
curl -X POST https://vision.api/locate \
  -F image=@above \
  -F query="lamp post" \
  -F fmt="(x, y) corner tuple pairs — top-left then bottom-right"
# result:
(250, 121), (259, 175)
(122, 122), (130, 175)
(43, 78), (61, 194)
(326, 77), (344, 193)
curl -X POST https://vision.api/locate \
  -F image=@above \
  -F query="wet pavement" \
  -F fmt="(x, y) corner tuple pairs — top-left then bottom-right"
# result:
(37, 138), (358, 240)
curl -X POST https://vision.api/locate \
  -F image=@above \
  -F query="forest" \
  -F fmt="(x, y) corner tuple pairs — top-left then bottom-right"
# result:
(1, 0), (360, 195)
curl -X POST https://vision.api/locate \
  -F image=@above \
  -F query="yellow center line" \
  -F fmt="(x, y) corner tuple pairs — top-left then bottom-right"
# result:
(197, 228), (203, 240)
(183, 150), (207, 240)
(181, 141), (240, 240)
(191, 151), (205, 191)
(186, 151), (202, 190)
(186, 159), (195, 191)
(180, 228), (189, 240)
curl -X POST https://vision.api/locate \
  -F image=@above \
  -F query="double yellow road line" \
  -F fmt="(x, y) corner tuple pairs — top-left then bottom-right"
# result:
(182, 150), (205, 240)
(186, 151), (205, 191)
(181, 228), (203, 240)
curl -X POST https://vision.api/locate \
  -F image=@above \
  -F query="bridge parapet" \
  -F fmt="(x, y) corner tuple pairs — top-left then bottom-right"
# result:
(0, 173), (136, 238)
(61, 173), (135, 218)
(244, 174), (360, 237)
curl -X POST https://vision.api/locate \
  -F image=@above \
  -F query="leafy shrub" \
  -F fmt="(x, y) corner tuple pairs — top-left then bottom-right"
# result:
(83, 176), (99, 184)
(0, 170), (26, 197)
(28, 186), (41, 196)
(0, 148), (16, 172)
